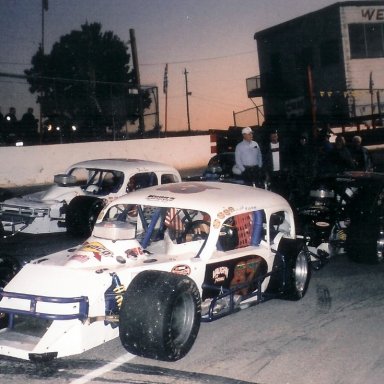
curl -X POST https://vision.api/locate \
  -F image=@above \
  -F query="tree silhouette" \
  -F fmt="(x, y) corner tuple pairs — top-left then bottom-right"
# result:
(25, 22), (151, 141)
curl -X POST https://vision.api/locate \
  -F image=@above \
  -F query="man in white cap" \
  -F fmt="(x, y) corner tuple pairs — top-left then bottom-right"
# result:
(233, 126), (263, 186)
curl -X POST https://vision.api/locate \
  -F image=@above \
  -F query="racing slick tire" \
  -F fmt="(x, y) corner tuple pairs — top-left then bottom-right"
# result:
(119, 270), (201, 361)
(66, 196), (104, 237)
(279, 238), (311, 301)
(346, 220), (384, 264)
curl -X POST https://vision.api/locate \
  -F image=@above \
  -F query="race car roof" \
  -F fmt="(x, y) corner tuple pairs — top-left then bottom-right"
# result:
(66, 158), (180, 175)
(106, 181), (291, 216)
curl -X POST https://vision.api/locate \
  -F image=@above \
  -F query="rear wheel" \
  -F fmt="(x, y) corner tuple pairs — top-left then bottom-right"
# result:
(278, 239), (311, 300)
(119, 270), (201, 361)
(66, 196), (104, 237)
(286, 250), (310, 300)
(346, 220), (384, 264)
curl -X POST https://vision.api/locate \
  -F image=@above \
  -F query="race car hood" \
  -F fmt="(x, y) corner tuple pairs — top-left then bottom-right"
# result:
(1, 263), (114, 316)
(1, 186), (83, 208)
(32, 235), (146, 269)
(1, 193), (52, 209)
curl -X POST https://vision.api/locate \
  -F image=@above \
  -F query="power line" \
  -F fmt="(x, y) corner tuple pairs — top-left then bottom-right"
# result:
(0, 49), (258, 70)
(140, 50), (257, 67)
(190, 93), (251, 109)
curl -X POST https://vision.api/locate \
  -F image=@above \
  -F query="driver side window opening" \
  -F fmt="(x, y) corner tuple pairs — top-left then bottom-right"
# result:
(68, 167), (89, 187)
(75, 168), (124, 195)
(217, 210), (265, 252)
(99, 171), (124, 194)
(164, 208), (210, 244)
(126, 172), (159, 193)
(268, 210), (291, 243)
(161, 174), (179, 184)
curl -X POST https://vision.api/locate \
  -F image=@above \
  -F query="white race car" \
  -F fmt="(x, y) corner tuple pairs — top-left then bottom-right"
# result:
(0, 159), (181, 237)
(0, 182), (311, 362)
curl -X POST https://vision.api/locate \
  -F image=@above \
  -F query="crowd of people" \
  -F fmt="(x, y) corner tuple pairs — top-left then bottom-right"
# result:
(0, 106), (39, 145)
(234, 126), (373, 202)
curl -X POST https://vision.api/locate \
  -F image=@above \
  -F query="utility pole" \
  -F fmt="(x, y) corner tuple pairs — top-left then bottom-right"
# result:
(163, 63), (168, 136)
(307, 65), (317, 140)
(369, 71), (375, 128)
(184, 68), (191, 132)
(130, 29), (145, 136)
(377, 90), (382, 127)
(40, 0), (48, 141)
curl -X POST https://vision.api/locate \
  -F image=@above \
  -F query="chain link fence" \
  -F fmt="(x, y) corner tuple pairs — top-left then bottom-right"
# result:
(0, 72), (160, 146)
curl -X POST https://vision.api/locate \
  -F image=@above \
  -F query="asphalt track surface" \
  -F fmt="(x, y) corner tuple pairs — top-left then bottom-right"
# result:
(1, 231), (384, 384)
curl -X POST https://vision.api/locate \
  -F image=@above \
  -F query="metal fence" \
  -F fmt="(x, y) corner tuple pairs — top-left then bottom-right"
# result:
(0, 72), (159, 146)
(233, 105), (264, 129)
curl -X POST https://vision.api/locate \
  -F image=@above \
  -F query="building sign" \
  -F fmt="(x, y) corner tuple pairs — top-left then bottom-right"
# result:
(343, 6), (384, 23)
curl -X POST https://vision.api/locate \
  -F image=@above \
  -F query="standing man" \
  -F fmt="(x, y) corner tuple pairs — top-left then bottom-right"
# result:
(20, 107), (38, 144)
(350, 135), (373, 172)
(234, 126), (263, 187)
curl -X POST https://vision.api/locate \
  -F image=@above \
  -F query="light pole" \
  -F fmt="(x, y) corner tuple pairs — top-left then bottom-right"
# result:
(184, 68), (191, 132)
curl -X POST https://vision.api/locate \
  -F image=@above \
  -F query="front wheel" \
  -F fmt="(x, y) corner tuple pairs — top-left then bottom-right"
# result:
(119, 270), (201, 361)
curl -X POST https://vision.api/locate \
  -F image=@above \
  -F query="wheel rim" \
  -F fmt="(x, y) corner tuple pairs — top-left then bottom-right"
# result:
(170, 292), (196, 347)
(295, 251), (308, 293)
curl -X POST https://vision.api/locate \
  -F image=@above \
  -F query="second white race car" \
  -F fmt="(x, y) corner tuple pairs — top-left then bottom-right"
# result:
(0, 159), (181, 237)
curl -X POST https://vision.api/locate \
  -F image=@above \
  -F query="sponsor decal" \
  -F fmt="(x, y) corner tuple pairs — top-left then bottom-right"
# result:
(223, 207), (234, 216)
(202, 256), (265, 301)
(146, 195), (175, 202)
(230, 258), (260, 296)
(172, 264), (191, 275)
(212, 265), (229, 284)
(79, 241), (113, 261)
(125, 247), (144, 259)
(68, 254), (90, 263)
(217, 207), (235, 220)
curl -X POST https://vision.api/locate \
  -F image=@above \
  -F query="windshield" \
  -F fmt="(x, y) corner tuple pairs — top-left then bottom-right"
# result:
(100, 203), (211, 249)
(69, 168), (124, 195)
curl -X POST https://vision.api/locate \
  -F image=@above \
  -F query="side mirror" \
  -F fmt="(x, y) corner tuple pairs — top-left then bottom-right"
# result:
(54, 174), (77, 186)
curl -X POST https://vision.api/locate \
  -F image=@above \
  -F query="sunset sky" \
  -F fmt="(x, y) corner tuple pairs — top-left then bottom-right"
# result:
(0, 0), (363, 132)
